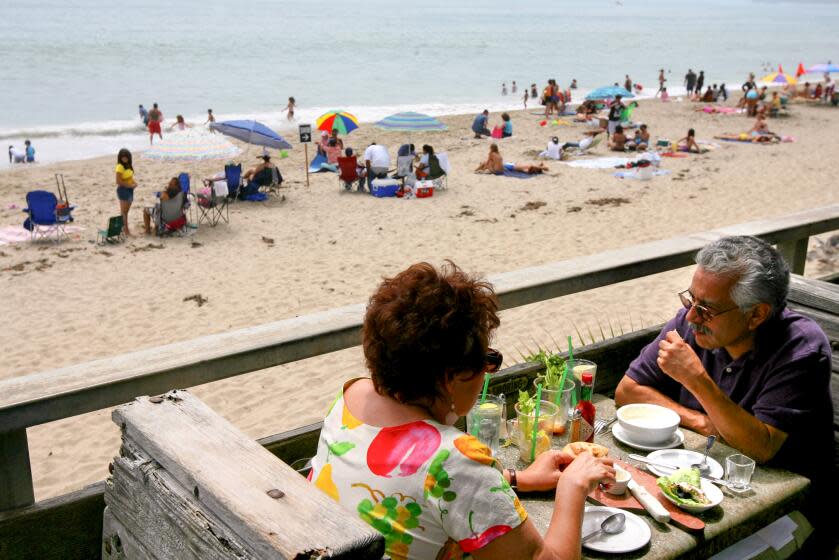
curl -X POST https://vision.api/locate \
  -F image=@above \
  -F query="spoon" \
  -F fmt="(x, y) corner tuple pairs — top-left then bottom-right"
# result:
(692, 435), (716, 475)
(581, 512), (626, 544)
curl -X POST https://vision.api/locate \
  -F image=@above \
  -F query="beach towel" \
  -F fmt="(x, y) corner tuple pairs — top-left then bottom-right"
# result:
(501, 169), (537, 179)
(308, 152), (335, 173)
(561, 156), (632, 169)
(613, 169), (671, 179)
(0, 225), (83, 245)
(530, 111), (576, 117)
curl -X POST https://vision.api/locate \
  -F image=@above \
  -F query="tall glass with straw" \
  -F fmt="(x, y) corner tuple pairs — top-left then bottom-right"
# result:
(466, 373), (504, 454)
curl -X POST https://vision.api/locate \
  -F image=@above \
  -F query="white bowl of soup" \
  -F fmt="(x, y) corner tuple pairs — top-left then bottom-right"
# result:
(616, 404), (680, 445)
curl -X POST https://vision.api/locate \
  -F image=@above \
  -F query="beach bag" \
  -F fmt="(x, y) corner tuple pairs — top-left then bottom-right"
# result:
(491, 126), (503, 139)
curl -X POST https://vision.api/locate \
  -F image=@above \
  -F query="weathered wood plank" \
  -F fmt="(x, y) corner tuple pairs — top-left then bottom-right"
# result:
(0, 429), (34, 511)
(2, 204), (838, 434)
(0, 481), (105, 560)
(778, 238), (809, 275)
(789, 274), (839, 316)
(112, 390), (384, 559)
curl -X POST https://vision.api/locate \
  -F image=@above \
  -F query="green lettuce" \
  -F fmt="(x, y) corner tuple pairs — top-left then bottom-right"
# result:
(656, 468), (710, 506)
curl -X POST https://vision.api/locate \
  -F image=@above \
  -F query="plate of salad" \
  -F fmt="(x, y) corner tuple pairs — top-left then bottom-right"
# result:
(656, 467), (724, 513)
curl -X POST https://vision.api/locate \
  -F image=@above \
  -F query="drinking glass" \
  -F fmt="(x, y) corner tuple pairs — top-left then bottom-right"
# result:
(514, 400), (559, 463)
(466, 395), (504, 455)
(534, 376), (575, 436)
(725, 453), (756, 491)
(571, 359), (597, 401)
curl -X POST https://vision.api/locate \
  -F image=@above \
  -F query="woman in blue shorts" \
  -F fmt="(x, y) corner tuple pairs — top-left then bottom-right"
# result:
(115, 148), (138, 235)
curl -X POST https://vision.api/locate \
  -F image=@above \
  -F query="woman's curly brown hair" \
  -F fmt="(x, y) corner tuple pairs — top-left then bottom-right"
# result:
(363, 261), (500, 406)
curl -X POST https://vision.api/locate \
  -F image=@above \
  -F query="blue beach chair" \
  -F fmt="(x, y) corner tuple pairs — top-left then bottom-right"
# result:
(224, 164), (242, 200)
(22, 190), (74, 243)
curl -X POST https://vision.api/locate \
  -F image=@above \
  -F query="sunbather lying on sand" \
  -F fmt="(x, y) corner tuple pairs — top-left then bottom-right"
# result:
(714, 133), (780, 144)
(504, 162), (549, 174)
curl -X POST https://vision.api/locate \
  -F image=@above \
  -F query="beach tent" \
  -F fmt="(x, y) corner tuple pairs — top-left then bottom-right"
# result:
(210, 120), (293, 150)
(806, 63), (839, 74)
(586, 86), (634, 100)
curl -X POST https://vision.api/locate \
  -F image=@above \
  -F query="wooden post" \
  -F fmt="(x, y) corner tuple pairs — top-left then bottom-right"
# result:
(777, 237), (808, 275)
(0, 429), (35, 511)
(304, 143), (309, 188)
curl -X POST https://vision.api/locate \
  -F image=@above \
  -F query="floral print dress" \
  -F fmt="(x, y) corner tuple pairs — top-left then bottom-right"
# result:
(309, 379), (527, 560)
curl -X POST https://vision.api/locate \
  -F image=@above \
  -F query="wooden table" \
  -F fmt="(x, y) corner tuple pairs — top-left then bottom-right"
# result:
(495, 397), (810, 559)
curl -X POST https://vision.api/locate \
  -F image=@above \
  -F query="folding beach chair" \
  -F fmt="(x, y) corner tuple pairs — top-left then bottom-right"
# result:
(97, 215), (124, 245)
(392, 155), (415, 186)
(22, 190), (75, 243)
(224, 164), (242, 201)
(259, 166), (286, 199)
(197, 180), (229, 226)
(177, 172), (197, 225)
(152, 192), (187, 236)
(337, 156), (364, 191)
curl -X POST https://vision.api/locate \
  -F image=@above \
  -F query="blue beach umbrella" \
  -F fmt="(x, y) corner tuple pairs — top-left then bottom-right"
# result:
(374, 112), (448, 132)
(806, 63), (839, 74)
(586, 86), (634, 100)
(210, 120), (293, 150)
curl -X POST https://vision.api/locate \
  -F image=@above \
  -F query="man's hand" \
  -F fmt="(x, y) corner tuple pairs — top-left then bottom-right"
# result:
(657, 330), (706, 388)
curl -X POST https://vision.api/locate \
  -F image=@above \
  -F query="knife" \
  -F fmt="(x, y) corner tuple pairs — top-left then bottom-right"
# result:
(627, 479), (671, 523)
(628, 454), (729, 487)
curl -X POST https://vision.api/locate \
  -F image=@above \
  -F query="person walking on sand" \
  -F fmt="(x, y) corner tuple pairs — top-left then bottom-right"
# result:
(205, 109), (215, 130)
(282, 97), (296, 120)
(147, 103), (163, 145)
(656, 69), (666, 97)
(115, 148), (138, 236)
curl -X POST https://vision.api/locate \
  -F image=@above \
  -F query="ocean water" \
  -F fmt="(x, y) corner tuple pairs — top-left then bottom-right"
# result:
(2, 0), (838, 167)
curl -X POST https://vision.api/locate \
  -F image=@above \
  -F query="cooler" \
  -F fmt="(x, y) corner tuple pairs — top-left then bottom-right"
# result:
(414, 180), (434, 198)
(371, 178), (399, 198)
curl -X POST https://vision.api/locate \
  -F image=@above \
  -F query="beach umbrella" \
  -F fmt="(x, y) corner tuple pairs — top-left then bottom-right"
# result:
(796, 63), (806, 78)
(316, 110), (360, 135)
(374, 112), (447, 132)
(585, 86), (634, 100)
(210, 120), (293, 150)
(806, 63), (839, 74)
(143, 129), (241, 161)
(760, 66), (797, 85)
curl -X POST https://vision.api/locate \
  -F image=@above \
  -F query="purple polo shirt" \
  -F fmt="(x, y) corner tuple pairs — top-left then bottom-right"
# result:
(626, 307), (834, 485)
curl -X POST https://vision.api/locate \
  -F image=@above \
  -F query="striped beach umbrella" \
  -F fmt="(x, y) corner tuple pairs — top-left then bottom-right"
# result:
(760, 65), (797, 85)
(585, 86), (634, 100)
(374, 112), (447, 132)
(316, 110), (359, 135)
(143, 129), (241, 161)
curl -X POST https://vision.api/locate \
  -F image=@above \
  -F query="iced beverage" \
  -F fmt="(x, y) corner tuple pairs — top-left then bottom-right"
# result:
(467, 395), (504, 455)
(533, 376), (574, 435)
(514, 400), (558, 463)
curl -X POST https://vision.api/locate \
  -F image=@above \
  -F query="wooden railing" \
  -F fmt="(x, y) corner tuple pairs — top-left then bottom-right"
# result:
(1, 203), (838, 511)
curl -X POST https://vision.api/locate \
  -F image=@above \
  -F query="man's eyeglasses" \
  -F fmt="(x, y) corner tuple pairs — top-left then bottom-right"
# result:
(678, 290), (738, 322)
(484, 348), (503, 373)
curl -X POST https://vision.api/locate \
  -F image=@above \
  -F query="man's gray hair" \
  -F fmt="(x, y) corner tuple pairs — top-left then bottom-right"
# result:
(695, 236), (789, 315)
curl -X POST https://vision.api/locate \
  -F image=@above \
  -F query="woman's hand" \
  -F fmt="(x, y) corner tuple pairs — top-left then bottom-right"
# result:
(515, 450), (574, 492)
(557, 452), (615, 496)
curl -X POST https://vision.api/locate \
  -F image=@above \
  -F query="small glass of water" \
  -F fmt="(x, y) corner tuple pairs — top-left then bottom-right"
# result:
(725, 453), (756, 492)
(466, 395), (504, 455)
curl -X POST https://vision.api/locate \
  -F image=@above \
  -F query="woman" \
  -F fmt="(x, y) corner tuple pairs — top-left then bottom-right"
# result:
(608, 125), (627, 152)
(677, 128), (701, 153)
(415, 144), (435, 179)
(475, 143), (504, 174)
(142, 177), (181, 234)
(283, 97), (296, 120)
(169, 114), (191, 131)
(309, 262), (614, 560)
(115, 148), (137, 235)
(501, 113), (512, 138)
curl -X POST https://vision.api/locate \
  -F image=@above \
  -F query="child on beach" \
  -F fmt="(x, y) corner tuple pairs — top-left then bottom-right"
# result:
(523, 89), (528, 109)
(169, 115), (191, 131)
(283, 97), (296, 120)
(8, 145), (25, 164)
(677, 128), (701, 153)
(24, 140), (35, 163)
(205, 109), (215, 129)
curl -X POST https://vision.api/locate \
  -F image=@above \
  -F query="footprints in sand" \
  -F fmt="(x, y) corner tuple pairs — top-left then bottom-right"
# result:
(183, 294), (208, 307)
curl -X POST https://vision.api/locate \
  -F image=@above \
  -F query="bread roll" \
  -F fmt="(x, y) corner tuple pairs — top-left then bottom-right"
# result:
(562, 441), (609, 458)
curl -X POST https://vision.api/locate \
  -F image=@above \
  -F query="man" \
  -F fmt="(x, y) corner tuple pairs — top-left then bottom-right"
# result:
(138, 104), (148, 126)
(684, 69), (697, 96)
(695, 70), (705, 97)
(363, 142), (390, 191)
(624, 74), (632, 92)
(655, 69), (666, 97)
(607, 95), (624, 138)
(147, 102), (163, 145)
(616, 236), (834, 554)
(471, 109), (490, 138)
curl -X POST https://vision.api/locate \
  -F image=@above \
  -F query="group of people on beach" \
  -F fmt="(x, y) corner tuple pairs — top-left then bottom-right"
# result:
(8, 140), (35, 164)
(138, 103), (218, 144)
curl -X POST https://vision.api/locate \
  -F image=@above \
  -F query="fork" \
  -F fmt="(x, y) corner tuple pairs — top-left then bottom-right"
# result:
(593, 416), (617, 435)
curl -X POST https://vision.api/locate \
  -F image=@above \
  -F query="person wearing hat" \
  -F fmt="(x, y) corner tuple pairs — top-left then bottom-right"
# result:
(606, 95), (624, 138)
(240, 154), (282, 199)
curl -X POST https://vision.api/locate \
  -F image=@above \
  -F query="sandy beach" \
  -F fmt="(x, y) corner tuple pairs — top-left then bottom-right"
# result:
(1, 96), (837, 500)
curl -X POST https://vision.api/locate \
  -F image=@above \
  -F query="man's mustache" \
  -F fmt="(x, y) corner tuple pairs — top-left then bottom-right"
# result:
(688, 322), (711, 335)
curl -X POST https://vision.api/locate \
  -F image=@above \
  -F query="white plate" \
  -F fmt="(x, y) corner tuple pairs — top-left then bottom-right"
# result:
(582, 506), (651, 553)
(646, 449), (724, 480)
(659, 478), (724, 513)
(612, 423), (685, 450)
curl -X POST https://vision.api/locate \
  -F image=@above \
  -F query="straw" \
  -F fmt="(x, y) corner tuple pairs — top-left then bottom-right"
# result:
(530, 383), (543, 463)
(567, 336), (578, 407)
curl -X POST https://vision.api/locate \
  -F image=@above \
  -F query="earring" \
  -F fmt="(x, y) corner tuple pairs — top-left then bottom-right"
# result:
(444, 400), (458, 425)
